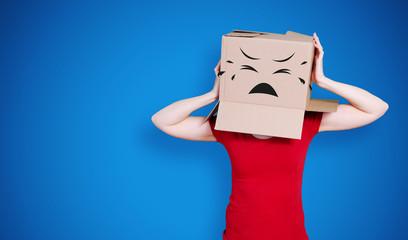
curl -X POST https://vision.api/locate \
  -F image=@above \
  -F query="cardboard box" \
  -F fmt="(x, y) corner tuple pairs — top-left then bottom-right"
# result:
(205, 29), (339, 139)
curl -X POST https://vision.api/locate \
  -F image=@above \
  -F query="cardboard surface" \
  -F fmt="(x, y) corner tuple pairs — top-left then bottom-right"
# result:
(206, 30), (339, 139)
(306, 99), (338, 112)
(216, 101), (305, 139)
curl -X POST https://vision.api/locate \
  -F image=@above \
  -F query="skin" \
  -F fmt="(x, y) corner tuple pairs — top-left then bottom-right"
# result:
(151, 33), (389, 141)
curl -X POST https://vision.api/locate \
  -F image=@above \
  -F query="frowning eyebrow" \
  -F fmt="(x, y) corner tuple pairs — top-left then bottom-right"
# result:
(240, 47), (260, 60)
(241, 65), (258, 73)
(273, 52), (295, 62)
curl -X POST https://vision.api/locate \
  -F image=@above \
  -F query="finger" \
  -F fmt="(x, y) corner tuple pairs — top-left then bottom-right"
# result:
(313, 33), (319, 43)
(313, 37), (322, 47)
(314, 42), (323, 54)
(314, 35), (323, 49)
(214, 61), (221, 73)
(313, 33), (323, 47)
(313, 32), (320, 43)
(314, 39), (322, 49)
(314, 45), (321, 55)
(315, 45), (324, 55)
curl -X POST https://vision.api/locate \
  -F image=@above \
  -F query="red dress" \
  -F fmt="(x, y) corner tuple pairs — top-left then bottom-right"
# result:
(209, 111), (323, 240)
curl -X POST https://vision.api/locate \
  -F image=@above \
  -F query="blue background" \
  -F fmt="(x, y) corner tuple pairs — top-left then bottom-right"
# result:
(1, 0), (407, 239)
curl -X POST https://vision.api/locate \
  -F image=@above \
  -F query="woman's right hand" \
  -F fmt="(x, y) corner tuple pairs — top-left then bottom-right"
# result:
(210, 60), (221, 99)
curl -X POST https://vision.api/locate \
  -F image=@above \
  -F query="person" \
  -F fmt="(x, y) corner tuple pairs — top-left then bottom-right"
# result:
(151, 33), (388, 240)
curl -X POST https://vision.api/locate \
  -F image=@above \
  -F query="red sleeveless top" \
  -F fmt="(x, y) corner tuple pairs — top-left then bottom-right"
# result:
(209, 111), (323, 240)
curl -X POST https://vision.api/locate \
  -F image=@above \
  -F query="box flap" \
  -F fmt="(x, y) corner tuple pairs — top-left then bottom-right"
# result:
(227, 30), (314, 43)
(227, 29), (273, 38)
(231, 29), (269, 34)
(306, 99), (339, 112)
(215, 101), (305, 139)
(284, 30), (314, 42)
(225, 31), (262, 38)
(205, 101), (219, 122)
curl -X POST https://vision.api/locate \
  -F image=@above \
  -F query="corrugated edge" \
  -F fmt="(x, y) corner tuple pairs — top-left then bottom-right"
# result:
(306, 99), (339, 112)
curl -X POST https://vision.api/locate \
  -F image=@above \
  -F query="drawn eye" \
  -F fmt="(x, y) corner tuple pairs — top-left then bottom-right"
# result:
(273, 69), (291, 74)
(240, 65), (258, 73)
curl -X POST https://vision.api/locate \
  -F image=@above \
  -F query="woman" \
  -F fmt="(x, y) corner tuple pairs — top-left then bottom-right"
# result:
(151, 33), (388, 240)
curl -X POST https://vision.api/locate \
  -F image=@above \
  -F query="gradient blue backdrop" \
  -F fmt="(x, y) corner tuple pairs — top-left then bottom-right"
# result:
(1, 0), (407, 239)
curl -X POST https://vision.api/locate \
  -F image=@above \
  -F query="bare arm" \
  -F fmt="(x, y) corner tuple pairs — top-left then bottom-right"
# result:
(311, 33), (389, 132)
(151, 61), (221, 141)
(317, 77), (388, 132)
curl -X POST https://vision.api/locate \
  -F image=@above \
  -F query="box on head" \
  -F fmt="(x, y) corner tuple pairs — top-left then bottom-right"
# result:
(205, 29), (338, 139)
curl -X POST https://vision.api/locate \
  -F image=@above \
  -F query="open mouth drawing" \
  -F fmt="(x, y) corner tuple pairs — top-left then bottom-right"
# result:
(249, 82), (278, 97)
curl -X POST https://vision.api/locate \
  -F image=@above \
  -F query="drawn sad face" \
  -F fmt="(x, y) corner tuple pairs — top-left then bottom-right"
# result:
(219, 41), (313, 109)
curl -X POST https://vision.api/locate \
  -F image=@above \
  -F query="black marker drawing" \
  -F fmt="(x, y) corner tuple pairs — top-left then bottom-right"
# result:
(221, 48), (312, 96)
(240, 48), (260, 60)
(241, 65), (258, 73)
(249, 83), (278, 97)
(273, 69), (291, 75)
(273, 52), (295, 62)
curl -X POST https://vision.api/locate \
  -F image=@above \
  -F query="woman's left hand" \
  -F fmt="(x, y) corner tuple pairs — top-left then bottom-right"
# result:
(311, 33), (389, 133)
(311, 33), (329, 87)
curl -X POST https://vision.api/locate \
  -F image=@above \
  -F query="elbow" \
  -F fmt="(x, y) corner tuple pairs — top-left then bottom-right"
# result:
(151, 113), (160, 127)
(383, 101), (389, 112)
(380, 101), (389, 115)
(151, 113), (167, 131)
(375, 100), (389, 118)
